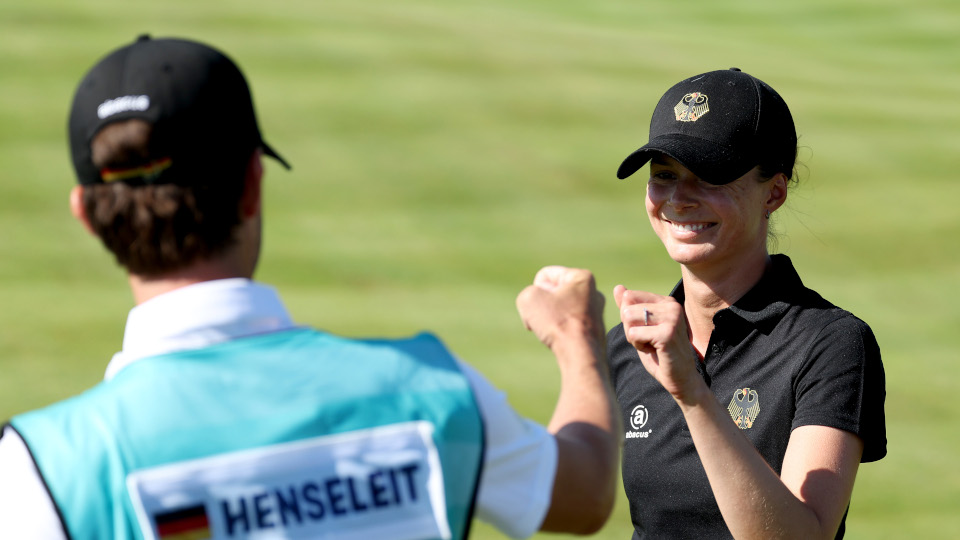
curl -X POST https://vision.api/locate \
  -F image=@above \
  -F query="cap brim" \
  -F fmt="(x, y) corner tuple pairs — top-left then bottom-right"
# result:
(616, 133), (753, 185)
(262, 140), (291, 170)
(616, 147), (656, 180)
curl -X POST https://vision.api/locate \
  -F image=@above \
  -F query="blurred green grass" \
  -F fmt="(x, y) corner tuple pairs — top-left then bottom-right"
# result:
(1, 0), (958, 538)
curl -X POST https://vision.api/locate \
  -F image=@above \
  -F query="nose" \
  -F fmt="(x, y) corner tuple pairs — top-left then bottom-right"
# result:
(668, 178), (699, 211)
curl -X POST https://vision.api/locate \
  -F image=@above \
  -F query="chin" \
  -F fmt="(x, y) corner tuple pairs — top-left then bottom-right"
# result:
(665, 245), (716, 267)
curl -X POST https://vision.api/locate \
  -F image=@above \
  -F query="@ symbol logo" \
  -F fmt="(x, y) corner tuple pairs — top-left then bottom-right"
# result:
(630, 405), (649, 430)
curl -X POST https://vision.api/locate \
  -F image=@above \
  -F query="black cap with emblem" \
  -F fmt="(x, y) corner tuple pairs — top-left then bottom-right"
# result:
(616, 68), (796, 185)
(68, 34), (290, 186)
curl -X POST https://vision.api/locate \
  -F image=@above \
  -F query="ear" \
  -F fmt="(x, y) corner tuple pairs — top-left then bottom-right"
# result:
(764, 173), (788, 214)
(240, 149), (264, 219)
(69, 185), (96, 236)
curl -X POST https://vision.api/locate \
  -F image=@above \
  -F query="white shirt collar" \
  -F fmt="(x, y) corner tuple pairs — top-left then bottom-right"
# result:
(104, 278), (297, 380)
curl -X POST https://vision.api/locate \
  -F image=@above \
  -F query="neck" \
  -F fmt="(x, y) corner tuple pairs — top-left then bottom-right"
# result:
(128, 257), (253, 305)
(680, 252), (771, 355)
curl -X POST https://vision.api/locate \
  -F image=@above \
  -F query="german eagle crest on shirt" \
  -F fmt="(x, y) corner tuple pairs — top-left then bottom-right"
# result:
(727, 387), (760, 429)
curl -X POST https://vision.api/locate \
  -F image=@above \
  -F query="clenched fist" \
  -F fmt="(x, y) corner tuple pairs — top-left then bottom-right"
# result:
(517, 266), (605, 351)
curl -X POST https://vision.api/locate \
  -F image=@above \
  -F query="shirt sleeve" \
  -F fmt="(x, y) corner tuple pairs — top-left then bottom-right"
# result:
(0, 425), (67, 539)
(454, 359), (558, 539)
(791, 315), (887, 462)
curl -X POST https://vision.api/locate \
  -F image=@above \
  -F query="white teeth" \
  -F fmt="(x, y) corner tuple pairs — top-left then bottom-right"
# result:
(672, 222), (709, 232)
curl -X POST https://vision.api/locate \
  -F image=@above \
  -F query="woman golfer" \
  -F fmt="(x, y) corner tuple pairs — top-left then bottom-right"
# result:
(608, 68), (886, 539)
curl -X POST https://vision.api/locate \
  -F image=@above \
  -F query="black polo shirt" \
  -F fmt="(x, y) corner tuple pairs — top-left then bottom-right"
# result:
(607, 254), (886, 539)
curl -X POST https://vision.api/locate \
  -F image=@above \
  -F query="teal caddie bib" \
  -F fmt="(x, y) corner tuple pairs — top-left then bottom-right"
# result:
(10, 328), (484, 540)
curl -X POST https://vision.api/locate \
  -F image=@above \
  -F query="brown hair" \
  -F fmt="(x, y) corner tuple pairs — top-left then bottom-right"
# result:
(757, 141), (805, 251)
(84, 120), (247, 276)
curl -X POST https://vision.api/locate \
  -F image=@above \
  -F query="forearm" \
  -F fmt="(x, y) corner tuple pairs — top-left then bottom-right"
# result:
(678, 385), (832, 540)
(547, 329), (616, 434)
(540, 329), (622, 534)
(515, 266), (620, 534)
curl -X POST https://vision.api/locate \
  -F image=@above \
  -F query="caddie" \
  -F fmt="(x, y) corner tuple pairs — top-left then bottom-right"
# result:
(0, 35), (620, 539)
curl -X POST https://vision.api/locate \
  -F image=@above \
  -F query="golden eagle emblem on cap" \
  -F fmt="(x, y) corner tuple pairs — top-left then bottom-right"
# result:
(674, 92), (709, 122)
(727, 387), (760, 429)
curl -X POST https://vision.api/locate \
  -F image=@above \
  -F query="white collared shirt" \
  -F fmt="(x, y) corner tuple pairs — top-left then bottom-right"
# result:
(0, 279), (556, 539)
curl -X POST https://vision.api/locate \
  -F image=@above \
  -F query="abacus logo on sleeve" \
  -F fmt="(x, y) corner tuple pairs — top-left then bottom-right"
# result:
(127, 422), (450, 540)
(626, 404), (653, 439)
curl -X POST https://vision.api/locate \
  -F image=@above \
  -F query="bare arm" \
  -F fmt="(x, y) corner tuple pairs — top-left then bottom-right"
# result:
(616, 286), (862, 539)
(679, 385), (862, 539)
(516, 266), (621, 535)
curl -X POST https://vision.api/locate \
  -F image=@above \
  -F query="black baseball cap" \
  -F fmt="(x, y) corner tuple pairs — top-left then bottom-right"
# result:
(69, 35), (290, 186)
(616, 68), (796, 185)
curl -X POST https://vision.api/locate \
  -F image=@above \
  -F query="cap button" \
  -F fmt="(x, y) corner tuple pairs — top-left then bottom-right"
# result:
(137, 34), (152, 42)
(729, 67), (741, 71)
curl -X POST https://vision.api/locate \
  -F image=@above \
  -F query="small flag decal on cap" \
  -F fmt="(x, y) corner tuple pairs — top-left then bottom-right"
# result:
(674, 92), (709, 122)
(154, 504), (210, 540)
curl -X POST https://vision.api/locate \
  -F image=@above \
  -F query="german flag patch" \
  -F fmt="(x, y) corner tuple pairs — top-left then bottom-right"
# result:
(154, 504), (210, 540)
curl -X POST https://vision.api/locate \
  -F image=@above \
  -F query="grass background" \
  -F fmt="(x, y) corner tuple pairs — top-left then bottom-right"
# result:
(1, 0), (958, 538)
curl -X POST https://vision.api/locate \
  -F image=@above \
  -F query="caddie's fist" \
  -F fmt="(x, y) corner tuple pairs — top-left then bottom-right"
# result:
(516, 266), (605, 348)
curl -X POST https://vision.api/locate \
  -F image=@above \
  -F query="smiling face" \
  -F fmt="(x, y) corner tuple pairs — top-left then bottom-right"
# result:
(645, 154), (787, 274)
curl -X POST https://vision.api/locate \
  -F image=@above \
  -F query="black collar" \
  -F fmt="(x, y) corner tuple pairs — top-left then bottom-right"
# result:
(670, 254), (804, 333)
